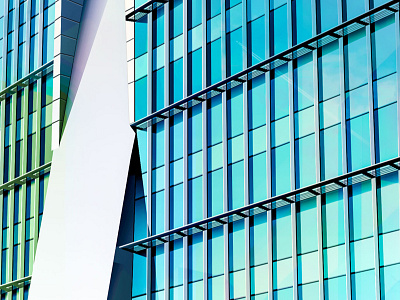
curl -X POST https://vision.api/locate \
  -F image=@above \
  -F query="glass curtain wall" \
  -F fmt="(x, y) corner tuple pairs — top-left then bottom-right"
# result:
(129, 0), (400, 299)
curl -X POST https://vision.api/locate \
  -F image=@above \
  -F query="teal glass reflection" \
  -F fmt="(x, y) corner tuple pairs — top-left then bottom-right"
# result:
(208, 227), (224, 276)
(372, 16), (396, 80)
(271, 117), (290, 148)
(170, 159), (183, 186)
(298, 251), (318, 284)
(324, 276), (346, 300)
(170, 0), (183, 38)
(319, 41), (340, 101)
(188, 281), (203, 300)
(323, 245), (346, 278)
(346, 114), (371, 172)
(188, 104), (202, 154)
(170, 184), (184, 229)
(152, 166), (164, 193)
(207, 95), (222, 146)
(380, 264), (400, 300)
(207, 169), (223, 217)
(345, 85), (369, 120)
(170, 114), (184, 161)
(249, 76), (266, 129)
(377, 172), (399, 234)
(152, 122), (165, 168)
(152, 191), (165, 235)
(229, 220), (245, 271)
(226, 3), (242, 33)
(247, 0), (264, 21)
(189, 233), (203, 282)
(170, 239), (184, 287)
(270, 5), (288, 55)
(188, 49), (202, 94)
(373, 73), (397, 109)
(189, 151), (203, 179)
(248, 16), (266, 66)
(188, 176), (203, 223)
(152, 245), (165, 291)
(207, 39), (222, 85)
(249, 126), (266, 156)
(320, 125), (342, 180)
(271, 144), (291, 196)
(170, 58), (183, 104)
(251, 264), (269, 295)
(293, 0), (312, 45)
(296, 104), (315, 138)
(295, 134), (316, 188)
(135, 18), (147, 58)
(134, 198), (147, 241)
(345, 0), (365, 20)
(294, 53), (314, 111)
(273, 205), (292, 261)
(208, 275), (225, 299)
(249, 152), (267, 203)
(318, 0), (338, 32)
(375, 104), (398, 163)
(135, 77), (147, 121)
(273, 258), (293, 290)
(345, 29), (368, 90)
(350, 238), (374, 273)
(349, 181), (373, 241)
(228, 28), (243, 76)
(319, 96), (341, 129)
(230, 270), (246, 299)
(133, 253), (147, 296)
(271, 65), (289, 120)
(297, 198), (318, 254)
(228, 135), (244, 164)
(379, 231), (400, 267)
(228, 161), (245, 210)
(250, 213), (268, 266)
(227, 85), (244, 138)
(322, 190), (344, 248)
(351, 270), (375, 300)
(298, 282), (319, 300)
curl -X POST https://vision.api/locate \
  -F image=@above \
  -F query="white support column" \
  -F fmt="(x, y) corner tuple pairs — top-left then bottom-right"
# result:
(27, 1), (135, 299)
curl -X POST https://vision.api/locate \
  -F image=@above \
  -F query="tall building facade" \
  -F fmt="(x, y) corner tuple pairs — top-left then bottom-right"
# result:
(0, 0), (84, 299)
(123, 0), (400, 299)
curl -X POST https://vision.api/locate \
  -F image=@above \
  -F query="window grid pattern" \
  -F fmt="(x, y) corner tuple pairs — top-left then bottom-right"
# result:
(127, 0), (400, 300)
(0, 0), (56, 298)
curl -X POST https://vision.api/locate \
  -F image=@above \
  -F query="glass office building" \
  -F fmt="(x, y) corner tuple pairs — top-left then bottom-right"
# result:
(0, 0), (56, 298)
(124, 0), (400, 299)
(0, 0), (85, 298)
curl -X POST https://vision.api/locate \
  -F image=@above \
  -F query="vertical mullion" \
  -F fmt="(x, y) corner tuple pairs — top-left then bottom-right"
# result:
(265, 0), (272, 298)
(242, 0), (250, 297)
(164, 3), (170, 300)
(0, 1), (9, 286)
(182, 0), (189, 297)
(338, 0), (351, 296)
(146, 10), (153, 300)
(287, 1), (298, 299)
(201, 0), (208, 295)
(222, 0), (229, 296)
(365, 13), (382, 300)
(396, 10), (400, 246)
(202, 0), (208, 297)
(310, 0), (324, 297)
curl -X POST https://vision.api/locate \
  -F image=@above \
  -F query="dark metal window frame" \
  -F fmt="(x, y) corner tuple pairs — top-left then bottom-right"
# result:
(120, 156), (400, 253)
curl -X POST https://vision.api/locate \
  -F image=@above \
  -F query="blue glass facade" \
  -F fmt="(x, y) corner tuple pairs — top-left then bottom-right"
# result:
(126, 0), (400, 299)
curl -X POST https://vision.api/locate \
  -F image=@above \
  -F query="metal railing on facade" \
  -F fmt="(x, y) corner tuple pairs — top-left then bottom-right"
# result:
(128, 0), (400, 130)
(120, 156), (400, 254)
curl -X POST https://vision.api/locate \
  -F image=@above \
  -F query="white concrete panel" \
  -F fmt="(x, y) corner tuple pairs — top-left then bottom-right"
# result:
(28, 0), (135, 298)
